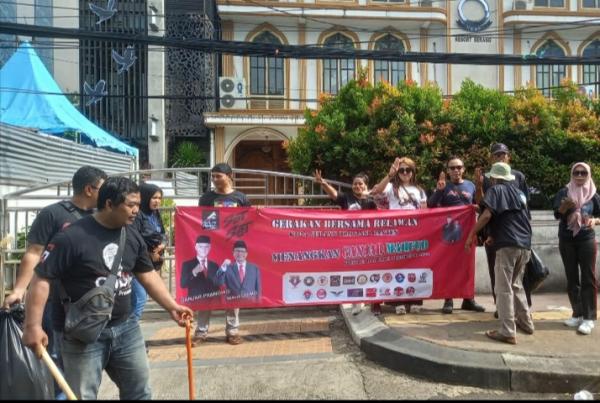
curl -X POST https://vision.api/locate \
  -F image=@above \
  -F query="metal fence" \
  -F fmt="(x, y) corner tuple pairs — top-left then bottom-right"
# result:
(0, 168), (350, 303)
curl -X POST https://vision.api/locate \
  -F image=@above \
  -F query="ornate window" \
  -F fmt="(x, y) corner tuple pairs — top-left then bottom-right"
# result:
(0, 0), (16, 67)
(34, 0), (53, 74)
(582, 40), (600, 96)
(322, 33), (355, 95)
(533, 0), (564, 6)
(582, 0), (600, 6)
(249, 31), (284, 109)
(535, 40), (566, 97)
(374, 34), (406, 86)
(79, 0), (148, 153)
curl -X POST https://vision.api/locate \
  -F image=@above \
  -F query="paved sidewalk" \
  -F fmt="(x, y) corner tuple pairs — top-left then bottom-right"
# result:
(342, 292), (600, 393)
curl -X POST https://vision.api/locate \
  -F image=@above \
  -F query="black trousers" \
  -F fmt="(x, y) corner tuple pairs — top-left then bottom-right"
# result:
(559, 238), (598, 320)
(486, 245), (532, 306)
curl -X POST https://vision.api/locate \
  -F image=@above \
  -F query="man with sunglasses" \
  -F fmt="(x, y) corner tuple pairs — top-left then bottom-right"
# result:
(428, 156), (485, 314)
(474, 143), (532, 316)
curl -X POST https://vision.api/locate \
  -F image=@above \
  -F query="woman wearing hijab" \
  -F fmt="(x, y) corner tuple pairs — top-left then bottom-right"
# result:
(131, 182), (167, 320)
(553, 162), (600, 335)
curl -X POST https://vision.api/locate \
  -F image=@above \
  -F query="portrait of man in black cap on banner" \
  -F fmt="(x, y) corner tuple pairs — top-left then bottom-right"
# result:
(215, 239), (261, 301)
(180, 235), (220, 300)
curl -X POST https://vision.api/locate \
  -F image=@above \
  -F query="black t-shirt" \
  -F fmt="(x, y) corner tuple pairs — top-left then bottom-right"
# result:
(35, 216), (154, 328)
(553, 187), (600, 242)
(28, 201), (94, 246)
(483, 182), (532, 250)
(428, 180), (476, 207)
(199, 190), (251, 207)
(335, 192), (377, 211)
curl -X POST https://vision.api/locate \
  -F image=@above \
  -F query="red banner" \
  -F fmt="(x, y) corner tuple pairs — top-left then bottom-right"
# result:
(175, 206), (476, 310)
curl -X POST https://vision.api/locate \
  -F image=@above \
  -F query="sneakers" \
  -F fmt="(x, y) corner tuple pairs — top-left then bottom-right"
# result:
(442, 299), (453, 314)
(226, 334), (243, 345)
(191, 333), (208, 347)
(410, 304), (421, 314)
(395, 305), (407, 315)
(564, 316), (583, 328)
(371, 303), (382, 316)
(461, 299), (486, 312)
(577, 320), (595, 335)
(351, 303), (363, 316)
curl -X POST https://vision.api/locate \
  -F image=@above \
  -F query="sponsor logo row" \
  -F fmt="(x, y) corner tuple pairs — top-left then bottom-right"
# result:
(301, 286), (418, 301)
(288, 272), (428, 288)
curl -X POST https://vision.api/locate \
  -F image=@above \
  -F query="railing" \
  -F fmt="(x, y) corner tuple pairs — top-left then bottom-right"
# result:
(0, 168), (351, 304)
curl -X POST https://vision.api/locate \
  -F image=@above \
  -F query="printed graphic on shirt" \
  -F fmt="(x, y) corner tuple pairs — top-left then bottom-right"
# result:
(98, 242), (132, 297)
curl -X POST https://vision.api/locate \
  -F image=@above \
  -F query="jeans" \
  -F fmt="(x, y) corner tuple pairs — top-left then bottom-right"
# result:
(61, 317), (151, 400)
(130, 278), (148, 321)
(559, 238), (598, 320)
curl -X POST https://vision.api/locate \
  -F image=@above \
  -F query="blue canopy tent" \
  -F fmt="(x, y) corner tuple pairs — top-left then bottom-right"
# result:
(0, 42), (138, 157)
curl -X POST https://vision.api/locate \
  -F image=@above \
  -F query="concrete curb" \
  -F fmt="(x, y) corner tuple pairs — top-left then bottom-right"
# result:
(340, 304), (600, 393)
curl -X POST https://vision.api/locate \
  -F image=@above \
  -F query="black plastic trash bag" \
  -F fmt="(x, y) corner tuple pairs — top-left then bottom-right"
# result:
(0, 304), (54, 400)
(523, 249), (550, 293)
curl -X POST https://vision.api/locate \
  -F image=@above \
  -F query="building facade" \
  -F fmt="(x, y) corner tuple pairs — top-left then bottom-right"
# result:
(204, 0), (600, 171)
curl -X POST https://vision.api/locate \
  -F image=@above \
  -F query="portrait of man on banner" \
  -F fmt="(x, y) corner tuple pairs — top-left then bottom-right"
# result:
(180, 235), (221, 301)
(215, 239), (261, 301)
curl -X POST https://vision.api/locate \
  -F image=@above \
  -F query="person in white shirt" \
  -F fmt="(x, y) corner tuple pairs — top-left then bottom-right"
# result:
(370, 157), (427, 315)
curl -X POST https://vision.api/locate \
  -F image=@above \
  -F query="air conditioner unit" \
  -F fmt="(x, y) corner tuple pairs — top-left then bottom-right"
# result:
(514, 0), (534, 9)
(219, 77), (247, 109)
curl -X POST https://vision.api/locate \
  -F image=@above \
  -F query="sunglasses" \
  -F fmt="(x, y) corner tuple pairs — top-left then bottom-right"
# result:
(398, 168), (413, 174)
(573, 170), (588, 177)
(448, 165), (463, 171)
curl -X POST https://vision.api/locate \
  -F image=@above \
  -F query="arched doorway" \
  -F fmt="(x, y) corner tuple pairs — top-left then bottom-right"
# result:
(230, 129), (292, 205)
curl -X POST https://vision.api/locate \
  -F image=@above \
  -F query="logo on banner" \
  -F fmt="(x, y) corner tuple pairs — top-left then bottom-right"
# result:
(366, 288), (377, 298)
(406, 286), (416, 296)
(317, 276), (328, 286)
(330, 275), (341, 287)
(347, 289), (363, 297)
(202, 210), (219, 230)
(317, 289), (327, 299)
(304, 276), (315, 286)
(419, 272), (428, 283)
(331, 290), (343, 297)
(289, 275), (301, 288)
(357, 275), (368, 285)
(369, 273), (380, 283)
(379, 288), (391, 297)
(382, 273), (393, 283)
(343, 276), (356, 285)
(408, 273), (416, 283)
(395, 273), (405, 283)
(303, 290), (312, 300)
(394, 287), (404, 297)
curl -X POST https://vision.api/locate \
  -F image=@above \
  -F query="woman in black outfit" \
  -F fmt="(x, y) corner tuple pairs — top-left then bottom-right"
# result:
(553, 162), (600, 336)
(131, 182), (167, 320)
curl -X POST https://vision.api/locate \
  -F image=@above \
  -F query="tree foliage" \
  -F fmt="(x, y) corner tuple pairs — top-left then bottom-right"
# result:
(287, 77), (600, 208)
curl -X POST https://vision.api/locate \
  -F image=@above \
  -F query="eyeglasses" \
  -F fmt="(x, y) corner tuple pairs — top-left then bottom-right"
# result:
(90, 185), (100, 190)
(398, 168), (413, 174)
(448, 165), (463, 171)
(492, 152), (508, 158)
(573, 170), (588, 177)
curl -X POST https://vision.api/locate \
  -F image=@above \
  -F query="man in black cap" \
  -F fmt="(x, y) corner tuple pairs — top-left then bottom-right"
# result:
(193, 162), (252, 346)
(215, 240), (261, 300)
(474, 143), (532, 314)
(180, 235), (220, 300)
